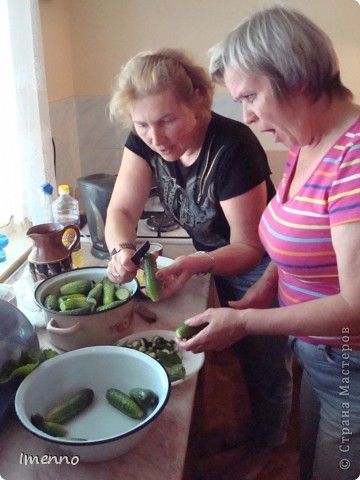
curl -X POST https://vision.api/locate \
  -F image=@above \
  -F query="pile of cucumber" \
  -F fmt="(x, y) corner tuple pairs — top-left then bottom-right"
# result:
(31, 385), (159, 439)
(42, 277), (132, 315)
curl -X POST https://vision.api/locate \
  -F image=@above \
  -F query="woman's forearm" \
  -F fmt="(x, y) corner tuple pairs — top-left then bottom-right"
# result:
(242, 293), (360, 338)
(202, 242), (266, 277)
(105, 209), (138, 253)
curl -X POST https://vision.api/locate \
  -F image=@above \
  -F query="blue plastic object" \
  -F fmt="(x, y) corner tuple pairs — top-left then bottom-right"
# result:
(42, 182), (53, 196)
(39, 182), (54, 223)
(0, 234), (9, 262)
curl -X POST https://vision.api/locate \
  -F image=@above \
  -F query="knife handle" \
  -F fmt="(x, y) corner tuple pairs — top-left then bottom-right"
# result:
(131, 241), (150, 266)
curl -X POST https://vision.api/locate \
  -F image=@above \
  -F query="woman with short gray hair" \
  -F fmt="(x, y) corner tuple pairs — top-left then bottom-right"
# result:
(209, 5), (351, 102)
(178, 5), (360, 480)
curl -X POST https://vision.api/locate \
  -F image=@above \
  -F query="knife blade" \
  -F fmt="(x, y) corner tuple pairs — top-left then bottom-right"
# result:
(131, 241), (150, 266)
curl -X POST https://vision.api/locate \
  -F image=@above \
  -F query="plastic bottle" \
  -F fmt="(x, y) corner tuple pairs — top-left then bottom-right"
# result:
(52, 184), (83, 268)
(39, 182), (54, 224)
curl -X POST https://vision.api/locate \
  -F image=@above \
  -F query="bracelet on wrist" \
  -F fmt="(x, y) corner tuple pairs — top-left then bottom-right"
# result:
(194, 251), (215, 276)
(110, 242), (136, 257)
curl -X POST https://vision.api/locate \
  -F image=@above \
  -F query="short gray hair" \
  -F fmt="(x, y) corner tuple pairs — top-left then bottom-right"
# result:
(209, 5), (352, 102)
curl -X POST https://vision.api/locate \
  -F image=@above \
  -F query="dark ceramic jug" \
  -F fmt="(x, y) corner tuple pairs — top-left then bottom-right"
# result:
(27, 223), (80, 282)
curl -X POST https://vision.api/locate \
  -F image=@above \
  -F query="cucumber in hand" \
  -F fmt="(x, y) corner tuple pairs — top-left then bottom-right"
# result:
(143, 253), (162, 302)
(176, 322), (207, 339)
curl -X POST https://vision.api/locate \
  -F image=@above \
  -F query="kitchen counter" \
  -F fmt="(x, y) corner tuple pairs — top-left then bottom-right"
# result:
(0, 241), (211, 480)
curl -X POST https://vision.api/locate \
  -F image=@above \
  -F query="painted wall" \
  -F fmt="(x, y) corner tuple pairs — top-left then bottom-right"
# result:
(40, 0), (360, 101)
(39, 0), (360, 191)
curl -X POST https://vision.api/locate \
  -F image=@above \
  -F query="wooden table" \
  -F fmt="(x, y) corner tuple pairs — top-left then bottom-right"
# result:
(0, 242), (210, 480)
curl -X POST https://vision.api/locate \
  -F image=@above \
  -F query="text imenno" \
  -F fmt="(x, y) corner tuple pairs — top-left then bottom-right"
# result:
(20, 452), (80, 465)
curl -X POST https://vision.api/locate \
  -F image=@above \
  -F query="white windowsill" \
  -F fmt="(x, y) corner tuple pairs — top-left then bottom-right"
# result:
(0, 224), (32, 283)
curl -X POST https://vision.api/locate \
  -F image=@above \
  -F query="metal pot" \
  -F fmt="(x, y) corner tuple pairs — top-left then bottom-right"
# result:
(33, 267), (139, 351)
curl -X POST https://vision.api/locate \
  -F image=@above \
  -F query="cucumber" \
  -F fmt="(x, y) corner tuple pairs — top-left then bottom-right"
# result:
(129, 388), (159, 414)
(102, 277), (115, 305)
(143, 253), (162, 302)
(31, 413), (68, 437)
(86, 282), (103, 307)
(44, 294), (59, 311)
(59, 293), (87, 302)
(176, 322), (207, 339)
(58, 306), (93, 315)
(115, 287), (130, 302)
(60, 280), (93, 296)
(45, 388), (94, 424)
(95, 300), (123, 312)
(106, 388), (145, 419)
(59, 298), (93, 312)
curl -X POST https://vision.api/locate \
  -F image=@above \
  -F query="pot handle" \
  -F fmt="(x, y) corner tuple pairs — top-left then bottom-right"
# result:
(46, 318), (83, 336)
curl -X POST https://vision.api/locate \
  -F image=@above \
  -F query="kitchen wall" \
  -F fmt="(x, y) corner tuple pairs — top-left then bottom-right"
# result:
(39, 0), (360, 194)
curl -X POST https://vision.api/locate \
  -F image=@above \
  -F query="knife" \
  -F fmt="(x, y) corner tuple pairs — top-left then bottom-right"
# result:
(131, 241), (150, 266)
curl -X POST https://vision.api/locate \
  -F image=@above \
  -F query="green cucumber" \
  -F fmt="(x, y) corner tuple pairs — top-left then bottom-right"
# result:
(59, 298), (93, 312)
(58, 306), (93, 315)
(60, 280), (93, 296)
(95, 300), (123, 312)
(106, 388), (144, 419)
(44, 294), (59, 311)
(176, 322), (207, 339)
(143, 253), (162, 302)
(45, 388), (94, 424)
(102, 277), (115, 305)
(59, 293), (87, 302)
(86, 282), (103, 306)
(129, 388), (159, 414)
(31, 413), (68, 437)
(115, 286), (130, 302)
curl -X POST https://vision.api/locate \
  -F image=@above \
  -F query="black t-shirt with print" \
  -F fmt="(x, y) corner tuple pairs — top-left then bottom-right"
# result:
(125, 112), (275, 251)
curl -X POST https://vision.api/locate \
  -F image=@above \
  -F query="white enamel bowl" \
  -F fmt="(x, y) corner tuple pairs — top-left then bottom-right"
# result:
(15, 346), (171, 462)
(33, 267), (139, 351)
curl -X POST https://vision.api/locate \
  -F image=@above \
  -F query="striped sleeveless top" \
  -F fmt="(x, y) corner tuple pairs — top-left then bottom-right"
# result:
(259, 117), (360, 346)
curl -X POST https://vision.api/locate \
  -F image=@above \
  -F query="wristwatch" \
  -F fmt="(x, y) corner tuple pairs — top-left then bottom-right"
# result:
(111, 242), (136, 257)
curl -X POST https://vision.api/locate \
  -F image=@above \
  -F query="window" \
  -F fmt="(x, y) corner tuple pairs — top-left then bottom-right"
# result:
(0, 0), (55, 229)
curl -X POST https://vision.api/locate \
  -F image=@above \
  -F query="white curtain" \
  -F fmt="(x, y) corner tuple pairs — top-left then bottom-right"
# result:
(0, 0), (56, 227)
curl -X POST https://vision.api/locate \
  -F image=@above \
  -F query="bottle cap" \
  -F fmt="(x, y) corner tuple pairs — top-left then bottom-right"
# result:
(41, 182), (53, 195)
(58, 185), (70, 195)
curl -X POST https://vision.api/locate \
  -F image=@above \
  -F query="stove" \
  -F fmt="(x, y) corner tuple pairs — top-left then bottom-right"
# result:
(136, 193), (191, 244)
(136, 218), (191, 243)
(146, 213), (180, 232)
(81, 192), (191, 253)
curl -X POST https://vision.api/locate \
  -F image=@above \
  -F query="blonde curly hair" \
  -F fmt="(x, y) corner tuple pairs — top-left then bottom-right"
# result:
(109, 48), (214, 128)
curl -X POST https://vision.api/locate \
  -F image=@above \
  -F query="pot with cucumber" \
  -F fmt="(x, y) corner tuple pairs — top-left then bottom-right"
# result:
(33, 267), (139, 351)
(15, 345), (170, 462)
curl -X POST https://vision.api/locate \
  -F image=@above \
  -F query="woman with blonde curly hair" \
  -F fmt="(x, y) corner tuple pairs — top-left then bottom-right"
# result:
(105, 47), (293, 452)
